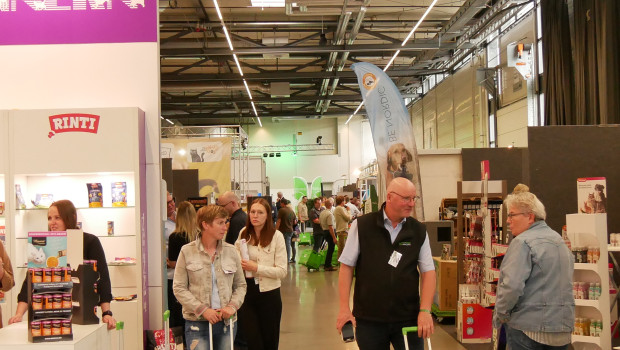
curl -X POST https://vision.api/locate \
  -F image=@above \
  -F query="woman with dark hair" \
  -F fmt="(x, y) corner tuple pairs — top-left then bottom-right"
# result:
(167, 201), (199, 334)
(235, 198), (287, 350)
(9, 200), (117, 329)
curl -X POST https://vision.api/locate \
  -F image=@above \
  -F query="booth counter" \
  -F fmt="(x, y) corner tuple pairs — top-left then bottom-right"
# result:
(0, 322), (110, 350)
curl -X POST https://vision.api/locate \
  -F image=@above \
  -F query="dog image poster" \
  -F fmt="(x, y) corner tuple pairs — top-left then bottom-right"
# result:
(577, 177), (607, 214)
(27, 231), (68, 268)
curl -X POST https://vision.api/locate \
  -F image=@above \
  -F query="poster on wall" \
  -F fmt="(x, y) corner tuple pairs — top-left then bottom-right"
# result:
(577, 177), (607, 214)
(161, 138), (232, 198)
(0, 0), (158, 45)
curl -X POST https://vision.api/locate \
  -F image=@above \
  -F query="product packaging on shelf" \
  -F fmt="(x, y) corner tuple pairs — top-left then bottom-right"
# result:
(87, 183), (103, 208)
(111, 181), (127, 207)
(15, 184), (26, 209)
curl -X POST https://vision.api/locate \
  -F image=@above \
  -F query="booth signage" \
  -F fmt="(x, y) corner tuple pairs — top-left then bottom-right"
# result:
(0, 0), (157, 45)
(48, 113), (100, 138)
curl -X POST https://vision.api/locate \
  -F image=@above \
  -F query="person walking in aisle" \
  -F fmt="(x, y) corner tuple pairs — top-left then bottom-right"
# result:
(336, 178), (436, 349)
(0, 238), (14, 328)
(319, 198), (337, 271)
(346, 196), (361, 219)
(235, 198), (287, 350)
(309, 198), (325, 252)
(333, 196), (351, 260)
(217, 191), (248, 245)
(173, 205), (246, 350)
(167, 201), (200, 340)
(297, 196), (309, 233)
(493, 186), (574, 350)
(276, 198), (296, 263)
(164, 191), (177, 310)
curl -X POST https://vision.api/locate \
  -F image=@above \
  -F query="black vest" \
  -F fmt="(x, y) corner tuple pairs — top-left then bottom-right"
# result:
(353, 207), (427, 323)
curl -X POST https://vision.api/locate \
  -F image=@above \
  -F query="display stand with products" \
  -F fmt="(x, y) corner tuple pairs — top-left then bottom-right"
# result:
(455, 177), (507, 344)
(26, 272), (73, 342)
(71, 264), (100, 326)
(567, 213), (611, 350)
(4, 108), (146, 350)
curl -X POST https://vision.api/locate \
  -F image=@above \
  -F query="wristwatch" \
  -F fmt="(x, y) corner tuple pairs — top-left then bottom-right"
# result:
(102, 310), (113, 318)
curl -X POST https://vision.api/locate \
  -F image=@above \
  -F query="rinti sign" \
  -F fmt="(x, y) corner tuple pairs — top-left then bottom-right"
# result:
(48, 113), (100, 138)
(0, 0), (157, 45)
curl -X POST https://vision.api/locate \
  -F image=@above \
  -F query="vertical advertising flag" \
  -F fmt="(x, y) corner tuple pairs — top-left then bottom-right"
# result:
(351, 62), (424, 220)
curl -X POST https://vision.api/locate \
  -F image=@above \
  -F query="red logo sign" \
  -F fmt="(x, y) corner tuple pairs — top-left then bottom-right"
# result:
(48, 114), (100, 138)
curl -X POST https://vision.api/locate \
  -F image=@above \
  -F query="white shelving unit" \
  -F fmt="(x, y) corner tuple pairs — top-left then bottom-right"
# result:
(567, 213), (610, 350)
(4, 108), (146, 349)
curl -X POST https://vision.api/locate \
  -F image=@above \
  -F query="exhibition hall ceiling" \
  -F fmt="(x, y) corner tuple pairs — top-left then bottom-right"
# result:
(159, 0), (490, 126)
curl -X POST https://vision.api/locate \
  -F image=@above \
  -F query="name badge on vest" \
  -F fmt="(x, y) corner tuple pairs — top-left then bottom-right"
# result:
(388, 251), (402, 268)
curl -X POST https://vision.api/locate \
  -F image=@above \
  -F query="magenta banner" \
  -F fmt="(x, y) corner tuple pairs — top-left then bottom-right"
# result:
(0, 0), (157, 45)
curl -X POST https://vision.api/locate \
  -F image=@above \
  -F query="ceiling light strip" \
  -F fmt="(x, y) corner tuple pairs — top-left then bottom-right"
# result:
(233, 54), (244, 76)
(345, 1), (437, 125)
(213, 0), (223, 20)
(402, 0), (439, 46)
(212, 0), (262, 127)
(243, 80), (253, 100)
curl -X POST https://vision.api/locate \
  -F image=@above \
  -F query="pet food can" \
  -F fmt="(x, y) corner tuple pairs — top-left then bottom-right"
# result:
(43, 268), (53, 283)
(107, 221), (114, 236)
(53, 294), (63, 309)
(52, 320), (62, 335)
(31, 321), (41, 337)
(32, 295), (43, 310)
(52, 268), (63, 282)
(41, 321), (52, 336)
(61, 320), (72, 335)
(62, 293), (72, 309)
(31, 268), (43, 283)
(44, 294), (53, 309)
(63, 267), (71, 281)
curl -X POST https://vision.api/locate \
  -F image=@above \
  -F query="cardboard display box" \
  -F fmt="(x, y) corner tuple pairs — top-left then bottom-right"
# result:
(433, 257), (458, 311)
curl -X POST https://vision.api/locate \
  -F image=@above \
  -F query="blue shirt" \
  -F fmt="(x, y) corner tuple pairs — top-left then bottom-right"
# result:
(338, 210), (435, 273)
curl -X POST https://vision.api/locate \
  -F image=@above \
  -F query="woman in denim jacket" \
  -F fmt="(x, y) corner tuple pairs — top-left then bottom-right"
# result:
(493, 187), (574, 350)
(235, 198), (287, 350)
(173, 205), (247, 350)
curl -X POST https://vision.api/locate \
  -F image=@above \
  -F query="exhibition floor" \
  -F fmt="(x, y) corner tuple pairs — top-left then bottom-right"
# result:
(278, 246), (472, 350)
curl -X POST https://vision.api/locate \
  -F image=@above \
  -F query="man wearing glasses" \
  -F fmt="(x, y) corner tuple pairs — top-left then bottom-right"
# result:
(217, 191), (248, 245)
(336, 178), (436, 349)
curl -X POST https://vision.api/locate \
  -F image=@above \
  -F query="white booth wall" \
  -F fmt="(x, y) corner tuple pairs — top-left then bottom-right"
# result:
(0, 43), (164, 330)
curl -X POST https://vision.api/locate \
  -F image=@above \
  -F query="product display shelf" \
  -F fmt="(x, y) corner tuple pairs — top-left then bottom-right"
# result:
(5, 108), (146, 350)
(26, 274), (73, 343)
(567, 213), (610, 350)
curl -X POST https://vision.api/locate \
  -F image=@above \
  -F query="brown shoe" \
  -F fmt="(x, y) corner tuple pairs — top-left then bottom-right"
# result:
(324, 266), (338, 271)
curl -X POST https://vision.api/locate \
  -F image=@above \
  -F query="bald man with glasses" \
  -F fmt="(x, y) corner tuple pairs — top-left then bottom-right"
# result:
(336, 178), (436, 350)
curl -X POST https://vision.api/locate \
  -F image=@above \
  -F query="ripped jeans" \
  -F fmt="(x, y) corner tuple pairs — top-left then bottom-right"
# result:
(184, 319), (237, 350)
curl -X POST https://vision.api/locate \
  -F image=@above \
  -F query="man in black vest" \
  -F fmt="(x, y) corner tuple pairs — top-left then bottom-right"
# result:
(336, 178), (436, 349)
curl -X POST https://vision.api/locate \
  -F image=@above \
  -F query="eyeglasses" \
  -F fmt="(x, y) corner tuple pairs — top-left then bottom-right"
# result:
(218, 201), (232, 208)
(389, 192), (420, 203)
(507, 212), (528, 218)
(167, 198), (175, 205)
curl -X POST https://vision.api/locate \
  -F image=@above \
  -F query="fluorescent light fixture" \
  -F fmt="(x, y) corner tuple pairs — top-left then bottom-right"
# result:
(345, 101), (365, 124)
(250, 0), (284, 7)
(251, 101), (259, 116)
(165, 118), (174, 125)
(256, 117), (263, 127)
(222, 26), (234, 51)
(402, 0), (438, 46)
(233, 54), (244, 76)
(213, 0), (223, 20)
(383, 50), (401, 71)
(243, 80), (253, 100)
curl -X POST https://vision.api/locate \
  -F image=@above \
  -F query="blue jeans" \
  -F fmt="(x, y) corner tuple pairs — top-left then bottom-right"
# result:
(283, 232), (293, 261)
(505, 325), (569, 350)
(184, 320), (237, 350)
(356, 318), (424, 350)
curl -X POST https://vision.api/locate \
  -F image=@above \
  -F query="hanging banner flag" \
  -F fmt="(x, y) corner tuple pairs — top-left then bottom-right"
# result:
(351, 62), (424, 220)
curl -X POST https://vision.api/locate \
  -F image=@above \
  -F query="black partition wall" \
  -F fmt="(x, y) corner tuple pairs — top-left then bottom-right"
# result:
(528, 125), (620, 234)
(461, 147), (529, 191)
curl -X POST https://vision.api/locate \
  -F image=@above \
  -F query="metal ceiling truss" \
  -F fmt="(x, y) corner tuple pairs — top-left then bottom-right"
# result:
(158, 0), (509, 126)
